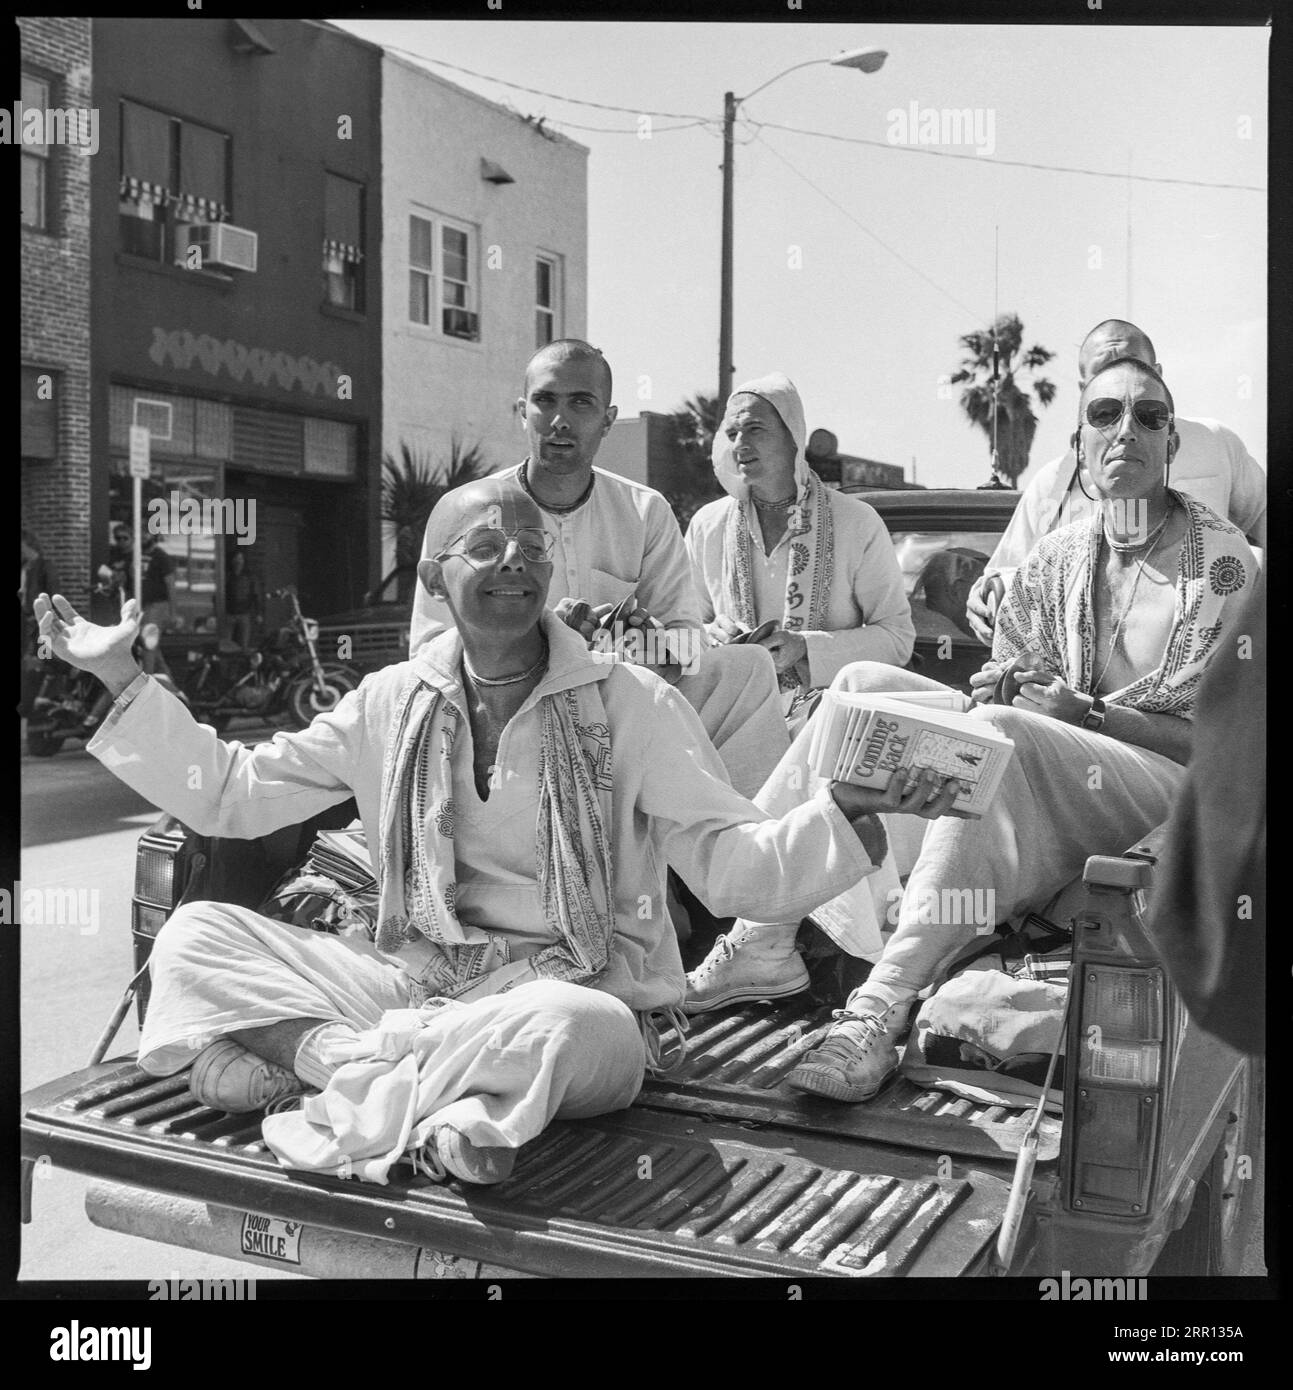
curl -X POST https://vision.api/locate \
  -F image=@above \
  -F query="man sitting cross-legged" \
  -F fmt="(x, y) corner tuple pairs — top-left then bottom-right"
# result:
(685, 355), (1257, 1102)
(37, 477), (962, 1186)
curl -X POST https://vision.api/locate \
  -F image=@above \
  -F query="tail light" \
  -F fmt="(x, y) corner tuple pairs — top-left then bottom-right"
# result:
(1063, 853), (1167, 1218)
(132, 816), (204, 1023)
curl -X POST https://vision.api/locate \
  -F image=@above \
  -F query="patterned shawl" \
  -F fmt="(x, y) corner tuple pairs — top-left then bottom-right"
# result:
(374, 666), (616, 999)
(993, 490), (1256, 717)
(712, 373), (835, 697)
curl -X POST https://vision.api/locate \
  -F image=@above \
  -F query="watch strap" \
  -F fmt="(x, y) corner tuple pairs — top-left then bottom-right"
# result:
(112, 670), (150, 715)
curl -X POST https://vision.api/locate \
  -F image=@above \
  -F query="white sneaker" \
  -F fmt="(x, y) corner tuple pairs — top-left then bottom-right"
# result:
(684, 923), (809, 1015)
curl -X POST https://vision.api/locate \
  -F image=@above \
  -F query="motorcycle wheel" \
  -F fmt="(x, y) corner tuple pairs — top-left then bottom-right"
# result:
(27, 727), (64, 757)
(286, 671), (354, 728)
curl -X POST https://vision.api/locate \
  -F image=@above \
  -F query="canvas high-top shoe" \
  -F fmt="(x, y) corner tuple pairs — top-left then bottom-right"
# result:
(188, 1038), (309, 1114)
(684, 921), (809, 1015)
(413, 1126), (517, 1186)
(785, 999), (911, 1103)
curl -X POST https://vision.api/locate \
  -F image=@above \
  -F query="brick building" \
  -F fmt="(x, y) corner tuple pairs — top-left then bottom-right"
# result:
(20, 16), (94, 609)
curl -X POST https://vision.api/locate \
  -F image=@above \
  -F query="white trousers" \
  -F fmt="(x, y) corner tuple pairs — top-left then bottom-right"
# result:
(139, 903), (647, 1180)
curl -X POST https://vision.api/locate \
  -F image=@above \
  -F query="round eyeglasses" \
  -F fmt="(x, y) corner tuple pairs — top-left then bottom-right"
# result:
(437, 526), (555, 568)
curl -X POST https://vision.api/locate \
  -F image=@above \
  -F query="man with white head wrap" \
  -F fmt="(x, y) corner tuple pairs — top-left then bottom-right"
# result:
(686, 374), (915, 729)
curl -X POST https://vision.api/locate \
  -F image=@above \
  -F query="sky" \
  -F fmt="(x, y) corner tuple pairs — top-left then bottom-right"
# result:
(332, 18), (1268, 490)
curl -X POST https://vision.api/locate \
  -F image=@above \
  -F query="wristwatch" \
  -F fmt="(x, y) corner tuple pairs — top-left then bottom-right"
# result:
(111, 670), (150, 716)
(1081, 695), (1107, 732)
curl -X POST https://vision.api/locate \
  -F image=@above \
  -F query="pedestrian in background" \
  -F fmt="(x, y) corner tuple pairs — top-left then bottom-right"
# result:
(224, 549), (262, 648)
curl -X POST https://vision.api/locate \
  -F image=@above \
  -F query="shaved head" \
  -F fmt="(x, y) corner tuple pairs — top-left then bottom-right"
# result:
(1079, 319), (1158, 382)
(523, 339), (613, 404)
(423, 475), (544, 558)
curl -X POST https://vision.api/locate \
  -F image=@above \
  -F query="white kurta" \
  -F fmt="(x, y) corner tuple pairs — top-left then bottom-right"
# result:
(686, 487), (916, 689)
(987, 416), (1266, 580)
(89, 613), (875, 1017)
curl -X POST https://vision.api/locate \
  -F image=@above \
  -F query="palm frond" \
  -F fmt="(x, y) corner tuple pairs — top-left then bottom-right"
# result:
(951, 313), (1056, 483)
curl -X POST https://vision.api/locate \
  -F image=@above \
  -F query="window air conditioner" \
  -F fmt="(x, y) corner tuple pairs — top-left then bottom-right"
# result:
(177, 222), (259, 273)
(443, 307), (479, 341)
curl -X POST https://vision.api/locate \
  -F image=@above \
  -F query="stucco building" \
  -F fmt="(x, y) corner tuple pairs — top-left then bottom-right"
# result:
(380, 50), (589, 552)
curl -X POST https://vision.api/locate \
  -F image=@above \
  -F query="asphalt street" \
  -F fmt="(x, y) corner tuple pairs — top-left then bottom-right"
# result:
(19, 731), (308, 1286)
(19, 736), (1267, 1285)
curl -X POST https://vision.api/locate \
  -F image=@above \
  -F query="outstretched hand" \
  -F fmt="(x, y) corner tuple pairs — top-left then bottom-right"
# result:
(33, 592), (142, 689)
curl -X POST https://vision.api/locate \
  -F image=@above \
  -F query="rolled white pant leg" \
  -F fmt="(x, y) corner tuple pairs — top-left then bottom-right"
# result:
(139, 900), (413, 1077)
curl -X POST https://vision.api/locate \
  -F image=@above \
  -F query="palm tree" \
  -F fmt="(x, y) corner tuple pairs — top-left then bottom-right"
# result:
(669, 391), (726, 456)
(381, 437), (495, 591)
(664, 391), (727, 529)
(950, 314), (1057, 486)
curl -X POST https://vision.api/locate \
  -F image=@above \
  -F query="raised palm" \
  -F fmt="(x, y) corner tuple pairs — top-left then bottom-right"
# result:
(33, 593), (139, 673)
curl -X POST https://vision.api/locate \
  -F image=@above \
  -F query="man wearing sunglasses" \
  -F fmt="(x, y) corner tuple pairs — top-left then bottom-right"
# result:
(37, 476), (919, 1184)
(688, 357), (1257, 1103)
(966, 318), (1265, 644)
(408, 338), (791, 801)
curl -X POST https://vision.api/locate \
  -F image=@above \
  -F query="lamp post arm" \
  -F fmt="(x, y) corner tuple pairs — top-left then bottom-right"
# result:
(737, 57), (831, 105)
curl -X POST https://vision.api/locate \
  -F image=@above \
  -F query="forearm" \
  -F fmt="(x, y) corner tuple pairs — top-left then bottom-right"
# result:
(88, 675), (360, 836)
(1100, 705), (1194, 766)
(94, 653), (144, 699)
(681, 791), (878, 922)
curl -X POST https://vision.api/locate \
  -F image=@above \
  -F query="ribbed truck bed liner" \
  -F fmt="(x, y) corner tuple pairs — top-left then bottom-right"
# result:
(645, 998), (1061, 1163)
(22, 999), (1035, 1278)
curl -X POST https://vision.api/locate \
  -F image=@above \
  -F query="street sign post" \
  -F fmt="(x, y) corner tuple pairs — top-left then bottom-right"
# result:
(128, 427), (150, 612)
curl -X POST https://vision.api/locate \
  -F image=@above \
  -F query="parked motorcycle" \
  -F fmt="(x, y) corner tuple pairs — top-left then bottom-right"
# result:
(25, 623), (184, 758)
(177, 587), (360, 735)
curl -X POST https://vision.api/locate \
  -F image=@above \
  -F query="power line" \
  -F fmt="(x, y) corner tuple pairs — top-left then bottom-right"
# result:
(749, 128), (989, 324)
(544, 115), (713, 136)
(747, 118), (1266, 194)
(382, 45), (1263, 194)
(386, 47), (712, 123)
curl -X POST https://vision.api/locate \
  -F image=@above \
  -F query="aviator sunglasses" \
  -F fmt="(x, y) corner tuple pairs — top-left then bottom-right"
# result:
(1084, 396), (1172, 432)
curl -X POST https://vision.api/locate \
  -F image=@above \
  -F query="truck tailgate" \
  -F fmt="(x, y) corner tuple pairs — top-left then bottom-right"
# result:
(24, 1058), (1013, 1278)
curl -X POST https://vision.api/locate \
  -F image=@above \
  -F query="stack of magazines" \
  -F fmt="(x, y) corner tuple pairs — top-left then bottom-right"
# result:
(806, 689), (1015, 816)
(306, 827), (376, 895)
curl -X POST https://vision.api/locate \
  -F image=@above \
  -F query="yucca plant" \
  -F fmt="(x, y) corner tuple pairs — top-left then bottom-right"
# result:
(381, 438), (496, 585)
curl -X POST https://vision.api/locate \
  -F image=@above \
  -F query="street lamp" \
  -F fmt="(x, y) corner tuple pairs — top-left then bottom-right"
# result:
(718, 47), (888, 407)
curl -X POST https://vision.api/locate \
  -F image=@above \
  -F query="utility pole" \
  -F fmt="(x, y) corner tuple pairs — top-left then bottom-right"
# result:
(718, 90), (736, 410)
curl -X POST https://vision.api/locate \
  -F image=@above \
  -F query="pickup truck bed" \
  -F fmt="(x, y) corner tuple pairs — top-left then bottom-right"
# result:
(23, 997), (1054, 1279)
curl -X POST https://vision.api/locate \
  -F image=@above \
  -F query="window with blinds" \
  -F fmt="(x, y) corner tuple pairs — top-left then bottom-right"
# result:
(232, 406), (304, 475)
(119, 99), (231, 262)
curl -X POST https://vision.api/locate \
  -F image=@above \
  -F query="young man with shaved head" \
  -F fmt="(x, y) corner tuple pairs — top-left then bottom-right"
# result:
(966, 318), (1265, 643)
(35, 476), (956, 1184)
(408, 340), (793, 801)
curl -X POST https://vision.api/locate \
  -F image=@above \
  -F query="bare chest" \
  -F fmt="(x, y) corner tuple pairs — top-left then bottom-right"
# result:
(1090, 538), (1183, 695)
